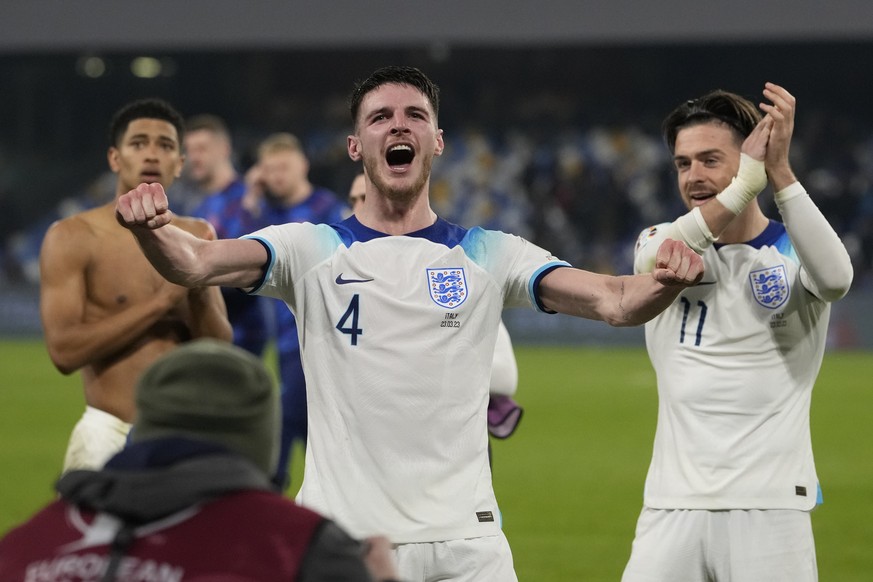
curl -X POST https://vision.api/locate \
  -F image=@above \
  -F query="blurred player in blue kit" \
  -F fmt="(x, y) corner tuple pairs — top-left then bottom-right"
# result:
(184, 114), (270, 357)
(187, 125), (347, 491)
(116, 66), (705, 581)
(244, 133), (348, 490)
(625, 84), (853, 581)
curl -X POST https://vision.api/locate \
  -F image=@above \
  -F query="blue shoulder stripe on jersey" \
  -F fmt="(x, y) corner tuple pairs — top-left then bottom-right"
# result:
(331, 215), (467, 247)
(239, 236), (275, 294)
(771, 228), (799, 264)
(715, 219), (798, 261)
(459, 227), (570, 313)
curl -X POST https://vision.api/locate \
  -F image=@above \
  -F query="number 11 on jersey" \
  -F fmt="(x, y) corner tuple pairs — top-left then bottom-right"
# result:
(679, 297), (708, 346)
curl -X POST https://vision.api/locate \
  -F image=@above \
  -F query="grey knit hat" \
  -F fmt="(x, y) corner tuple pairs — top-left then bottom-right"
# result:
(131, 338), (279, 475)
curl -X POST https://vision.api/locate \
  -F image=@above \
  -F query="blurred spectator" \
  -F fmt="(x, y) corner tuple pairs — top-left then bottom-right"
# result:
(0, 339), (399, 582)
(183, 114), (271, 357)
(6, 88), (873, 289)
(244, 132), (348, 492)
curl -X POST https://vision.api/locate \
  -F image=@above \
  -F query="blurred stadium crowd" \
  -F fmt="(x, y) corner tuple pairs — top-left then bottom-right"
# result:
(1, 45), (872, 291)
(2, 111), (872, 289)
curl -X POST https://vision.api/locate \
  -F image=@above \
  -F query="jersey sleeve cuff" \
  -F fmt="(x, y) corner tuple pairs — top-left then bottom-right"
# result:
(531, 263), (571, 313)
(240, 236), (274, 294)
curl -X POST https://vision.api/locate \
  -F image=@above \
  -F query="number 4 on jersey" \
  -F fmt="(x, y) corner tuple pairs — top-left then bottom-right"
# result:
(336, 294), (363, 345)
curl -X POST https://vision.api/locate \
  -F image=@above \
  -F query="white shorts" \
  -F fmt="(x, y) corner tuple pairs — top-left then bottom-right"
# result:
(394, 532), (517, 582)
(621, 507), (817, 582)
(62, 406), (132, 472)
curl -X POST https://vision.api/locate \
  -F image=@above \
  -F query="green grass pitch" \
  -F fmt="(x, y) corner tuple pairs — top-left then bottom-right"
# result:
(2, 339), (871, 580)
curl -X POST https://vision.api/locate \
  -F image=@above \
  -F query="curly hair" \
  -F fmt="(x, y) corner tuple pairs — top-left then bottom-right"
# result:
(108, 98), (185, 148)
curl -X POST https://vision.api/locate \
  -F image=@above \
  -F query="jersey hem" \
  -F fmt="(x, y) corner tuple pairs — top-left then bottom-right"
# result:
(642, 497), (818, 511)
(382, 523), (503, 545)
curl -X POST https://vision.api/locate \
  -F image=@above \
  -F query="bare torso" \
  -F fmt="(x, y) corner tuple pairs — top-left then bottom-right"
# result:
(81, 220), (187, 421)
(42, 203), (227, 421)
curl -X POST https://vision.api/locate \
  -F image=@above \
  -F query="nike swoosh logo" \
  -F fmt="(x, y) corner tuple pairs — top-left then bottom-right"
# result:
(695, 281), (716, 286)
(335, 274), (375, 285)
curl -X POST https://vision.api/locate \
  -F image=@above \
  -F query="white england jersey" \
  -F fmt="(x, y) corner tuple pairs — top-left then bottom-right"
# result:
(245, 216), (567, 542)
(634, 219), (830, 511)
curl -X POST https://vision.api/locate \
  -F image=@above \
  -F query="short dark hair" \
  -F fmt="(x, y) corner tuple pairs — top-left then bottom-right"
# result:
(349, 66), (440, 128)
(662, 90), (762, 154)
(108, 98), (185, 148)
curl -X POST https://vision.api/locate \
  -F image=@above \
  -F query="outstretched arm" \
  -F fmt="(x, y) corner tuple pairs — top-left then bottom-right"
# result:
(179, 220), (232, 341)
(116, 182), (268, 289)
(540, 238), (703, 327)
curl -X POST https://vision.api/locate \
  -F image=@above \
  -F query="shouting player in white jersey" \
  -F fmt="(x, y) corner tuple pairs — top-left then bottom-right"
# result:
(350, 171), (525, 442)
(115, 66), (704, 582)
(625, 85), (853, 582)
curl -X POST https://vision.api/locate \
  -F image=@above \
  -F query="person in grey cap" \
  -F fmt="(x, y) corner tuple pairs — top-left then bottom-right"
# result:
(0, 338), (401, 582)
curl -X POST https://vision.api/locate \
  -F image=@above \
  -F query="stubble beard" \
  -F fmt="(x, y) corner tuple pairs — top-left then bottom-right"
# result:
(364, 155), (433, 205)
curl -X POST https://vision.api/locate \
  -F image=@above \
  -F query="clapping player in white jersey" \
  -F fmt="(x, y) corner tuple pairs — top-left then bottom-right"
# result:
(625, 84), (853, 582)
(116, 66), (704, 582)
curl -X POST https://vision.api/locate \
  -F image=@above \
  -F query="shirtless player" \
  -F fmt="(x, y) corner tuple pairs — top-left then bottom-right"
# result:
(39, 98), (231, 472)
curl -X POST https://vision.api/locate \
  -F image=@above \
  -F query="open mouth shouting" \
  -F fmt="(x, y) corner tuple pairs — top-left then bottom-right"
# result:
(386, 144), (415, 171)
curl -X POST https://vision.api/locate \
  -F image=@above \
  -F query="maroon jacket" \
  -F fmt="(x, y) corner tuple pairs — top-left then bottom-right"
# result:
(0, 439), (374, 581)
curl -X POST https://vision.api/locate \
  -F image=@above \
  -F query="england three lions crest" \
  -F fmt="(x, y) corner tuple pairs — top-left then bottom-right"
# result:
(427, 268), (468, 309)
(749, 264), (789, 309)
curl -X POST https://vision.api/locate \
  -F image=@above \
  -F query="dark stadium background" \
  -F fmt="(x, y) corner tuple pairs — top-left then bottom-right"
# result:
(2, 2), (871, 579)
(2, 0), (873, 344)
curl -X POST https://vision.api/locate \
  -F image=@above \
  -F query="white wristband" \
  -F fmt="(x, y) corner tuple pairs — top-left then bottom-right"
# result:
(715, 153), (767, 215)
(673, 206), (717, 253)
